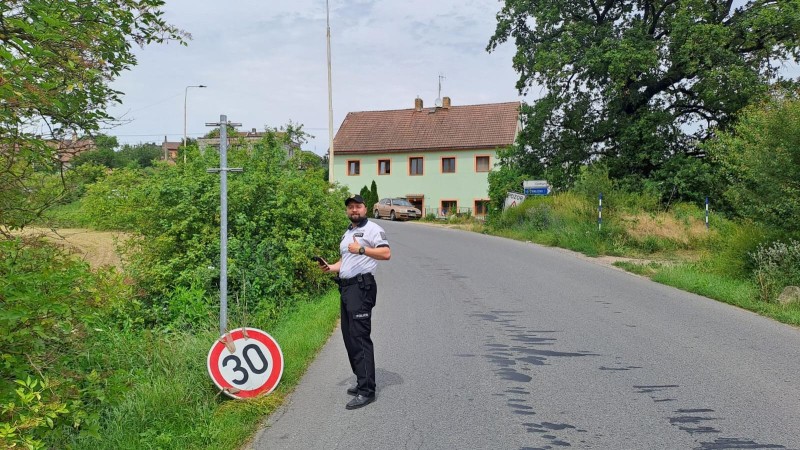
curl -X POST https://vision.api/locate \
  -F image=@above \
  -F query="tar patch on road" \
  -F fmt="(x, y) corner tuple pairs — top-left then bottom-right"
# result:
(630, 386), (788, 449)
(467, 309), (596, 448)
(695, 437), (786, 449)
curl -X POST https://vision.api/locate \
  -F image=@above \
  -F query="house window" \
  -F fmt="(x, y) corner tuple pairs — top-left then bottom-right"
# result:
(475, 156), (490, 172)
(441, 157), (455, 173)
(347, 160), (360, 176)
(409, 157), (423, 175)
(378, 159), (391, 175)
(441, 200), (458, 216)
(474, 200), (489, 216)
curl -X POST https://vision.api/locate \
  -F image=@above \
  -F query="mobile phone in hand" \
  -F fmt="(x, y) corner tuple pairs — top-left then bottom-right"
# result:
(312, 256), (328, 267)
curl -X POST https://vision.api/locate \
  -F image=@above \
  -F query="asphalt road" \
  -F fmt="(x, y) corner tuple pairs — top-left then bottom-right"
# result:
(251, 220), (800, 450)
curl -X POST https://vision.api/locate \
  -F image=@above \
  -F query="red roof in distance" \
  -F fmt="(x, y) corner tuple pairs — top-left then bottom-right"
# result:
(333, 100), (520, 154)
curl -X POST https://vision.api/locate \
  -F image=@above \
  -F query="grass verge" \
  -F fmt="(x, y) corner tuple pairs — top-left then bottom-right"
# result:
(481, 192), (799, 327)
(69, 289), (340, 450)
(615, 262), (800, 326)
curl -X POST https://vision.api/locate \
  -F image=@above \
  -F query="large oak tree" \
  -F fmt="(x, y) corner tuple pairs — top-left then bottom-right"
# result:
(488, 0), (800, 190)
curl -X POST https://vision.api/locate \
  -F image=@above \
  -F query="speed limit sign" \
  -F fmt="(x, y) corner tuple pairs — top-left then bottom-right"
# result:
(207, 327), (284, 399)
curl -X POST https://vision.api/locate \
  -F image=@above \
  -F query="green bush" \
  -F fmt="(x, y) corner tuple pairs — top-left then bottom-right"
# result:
(524, 203), (555, 231)
(750, 239), (800, 302)
(71, 139), (163, 170)
(709, 91), (800, 233)
(486, 163), (526, 224)
(572, 164), (614, 203)
(0, 239), (131, 448)
(81, 168), (146, 230)
(573, 164), (660, 213)
(101, 132), (348, 326)
(493, 195), (570, 232)
(703, 219), (776, 278)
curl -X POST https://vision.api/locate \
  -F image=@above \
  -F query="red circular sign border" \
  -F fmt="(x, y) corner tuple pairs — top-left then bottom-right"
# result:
(207, 327), (284, 399)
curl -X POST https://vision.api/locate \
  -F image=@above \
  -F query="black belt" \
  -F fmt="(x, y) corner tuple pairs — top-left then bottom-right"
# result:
(337, 273), (375, 287)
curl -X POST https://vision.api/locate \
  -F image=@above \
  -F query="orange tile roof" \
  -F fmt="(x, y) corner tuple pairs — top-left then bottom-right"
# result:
(47, 139), (96, 163)
(333, 101), (520, 154)
(162, 141), (181, 151)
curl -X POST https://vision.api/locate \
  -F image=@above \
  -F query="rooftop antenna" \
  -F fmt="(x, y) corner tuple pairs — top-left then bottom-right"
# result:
(435, 74), (445, 107)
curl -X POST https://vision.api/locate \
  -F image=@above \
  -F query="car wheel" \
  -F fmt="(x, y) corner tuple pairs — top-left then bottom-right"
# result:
(374, 209), (380, 219)
(390, 211), (396, 221)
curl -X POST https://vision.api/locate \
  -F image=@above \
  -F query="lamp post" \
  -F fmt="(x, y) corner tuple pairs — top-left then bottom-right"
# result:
(326, 0), (334, 183)
(183, 84), (207, 163)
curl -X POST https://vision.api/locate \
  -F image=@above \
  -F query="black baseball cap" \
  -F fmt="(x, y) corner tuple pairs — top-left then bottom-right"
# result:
(345, 194), (365, 206)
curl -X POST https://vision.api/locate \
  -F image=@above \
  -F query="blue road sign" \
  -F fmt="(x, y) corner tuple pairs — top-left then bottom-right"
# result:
(524, 187), (549, 196)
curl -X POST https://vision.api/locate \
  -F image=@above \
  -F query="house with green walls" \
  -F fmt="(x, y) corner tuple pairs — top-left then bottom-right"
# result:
(331, 97), (520, 217)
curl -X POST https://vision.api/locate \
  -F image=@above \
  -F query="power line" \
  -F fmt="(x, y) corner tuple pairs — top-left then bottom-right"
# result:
(116, 92), (184, 116)
(103, 127), (332, 137)
(101, 132), (208, 137)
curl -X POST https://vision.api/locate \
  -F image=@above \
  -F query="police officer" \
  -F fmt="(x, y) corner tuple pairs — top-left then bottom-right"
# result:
(318, 194), (391, 409)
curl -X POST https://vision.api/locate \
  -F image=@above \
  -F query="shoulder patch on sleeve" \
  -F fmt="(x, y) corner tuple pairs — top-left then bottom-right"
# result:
(380, 232), (387, 240)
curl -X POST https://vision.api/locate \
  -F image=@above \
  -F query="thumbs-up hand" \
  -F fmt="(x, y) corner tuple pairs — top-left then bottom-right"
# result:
(348, 235), (365, 255)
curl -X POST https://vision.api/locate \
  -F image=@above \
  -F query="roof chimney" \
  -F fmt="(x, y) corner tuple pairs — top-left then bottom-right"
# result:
(414, 97), (423, 111)
(442, 96), (451, 109)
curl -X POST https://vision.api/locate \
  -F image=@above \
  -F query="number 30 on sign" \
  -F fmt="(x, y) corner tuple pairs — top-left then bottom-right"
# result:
(207, 327), (284, 399)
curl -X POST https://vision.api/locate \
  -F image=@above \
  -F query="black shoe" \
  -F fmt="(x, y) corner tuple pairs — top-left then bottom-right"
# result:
(345, 394), (375, 410)
(346, 386), (357, 396)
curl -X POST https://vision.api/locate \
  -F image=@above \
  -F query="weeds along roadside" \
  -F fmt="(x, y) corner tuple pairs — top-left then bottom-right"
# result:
(0, 236), (342, 450)
(67, 289), (340, 450)
(2, 137), (348, 449)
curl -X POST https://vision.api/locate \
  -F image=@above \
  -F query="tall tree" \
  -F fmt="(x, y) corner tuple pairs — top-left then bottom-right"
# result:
(359, 185), (371, 211)
(118, 142), (162, 168)
(708, 89), (800, 233)
(0, 0), (186, 231)
(70, 134), (119, 167)
(369, 180), (379, 212)
(488, 0), (800, 189)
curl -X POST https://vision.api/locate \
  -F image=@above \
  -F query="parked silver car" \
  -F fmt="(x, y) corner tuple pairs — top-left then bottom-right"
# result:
(373, 198), (421, 221)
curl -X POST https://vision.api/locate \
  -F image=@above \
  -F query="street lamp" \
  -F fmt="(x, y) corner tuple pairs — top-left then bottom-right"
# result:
(183, 84), (207, 163)
(326, 0), (334, 183)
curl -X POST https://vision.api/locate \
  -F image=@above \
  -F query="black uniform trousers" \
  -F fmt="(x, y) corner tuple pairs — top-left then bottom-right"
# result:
(339, 273), (377, 397)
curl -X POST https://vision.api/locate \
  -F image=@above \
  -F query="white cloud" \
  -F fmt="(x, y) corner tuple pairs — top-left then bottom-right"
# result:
(105, 0), (527, 154)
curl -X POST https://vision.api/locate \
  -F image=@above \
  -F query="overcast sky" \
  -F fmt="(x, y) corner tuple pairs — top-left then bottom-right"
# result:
(105, 0), (528, 155)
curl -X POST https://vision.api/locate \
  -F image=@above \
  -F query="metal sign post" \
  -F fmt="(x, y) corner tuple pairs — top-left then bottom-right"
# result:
(598, 192), (603, 231)
(206, 115), (243, 335)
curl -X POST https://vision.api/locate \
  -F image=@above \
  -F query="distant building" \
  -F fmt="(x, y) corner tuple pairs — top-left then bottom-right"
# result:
(197, 128), (297, 158)
(161, 138), (181, 163)
(332, 97), (520, 217)
(48, 134), (96, 168)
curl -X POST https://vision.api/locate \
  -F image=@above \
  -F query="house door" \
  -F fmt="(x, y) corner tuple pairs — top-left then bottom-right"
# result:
(406, 195), (424, 215)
